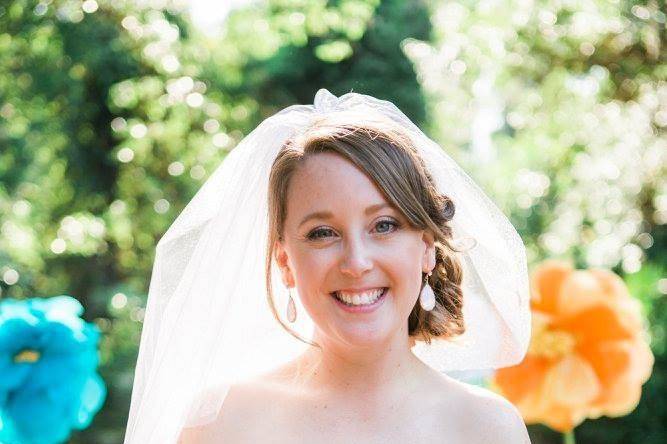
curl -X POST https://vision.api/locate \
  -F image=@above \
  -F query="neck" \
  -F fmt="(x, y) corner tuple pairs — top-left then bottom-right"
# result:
(299, 327), (426, 405)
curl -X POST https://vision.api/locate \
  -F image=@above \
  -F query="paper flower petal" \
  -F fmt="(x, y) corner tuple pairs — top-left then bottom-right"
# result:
(492, 262), (654, 433)
(0, 296), (106, 443)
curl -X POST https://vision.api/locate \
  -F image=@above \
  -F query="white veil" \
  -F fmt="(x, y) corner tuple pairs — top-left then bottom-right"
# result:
(123, 89), (531, 443)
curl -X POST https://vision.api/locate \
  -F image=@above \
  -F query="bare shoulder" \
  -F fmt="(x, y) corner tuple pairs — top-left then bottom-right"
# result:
(177, 381), (278, 444)
(436, 375), (531, 444)
(178, 357), (314, 443)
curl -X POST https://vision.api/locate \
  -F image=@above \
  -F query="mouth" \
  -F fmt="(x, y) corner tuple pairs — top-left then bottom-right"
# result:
(330, 287), (388, 310)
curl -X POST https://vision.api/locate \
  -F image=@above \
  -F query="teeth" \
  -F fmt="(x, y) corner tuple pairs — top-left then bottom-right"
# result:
(335, 288), (385, 306)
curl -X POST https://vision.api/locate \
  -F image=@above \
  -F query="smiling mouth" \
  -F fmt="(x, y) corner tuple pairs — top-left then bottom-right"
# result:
(331, 288), (388, 307)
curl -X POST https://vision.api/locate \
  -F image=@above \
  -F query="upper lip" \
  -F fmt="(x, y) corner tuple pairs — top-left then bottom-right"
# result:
(333, 287), (386, 293)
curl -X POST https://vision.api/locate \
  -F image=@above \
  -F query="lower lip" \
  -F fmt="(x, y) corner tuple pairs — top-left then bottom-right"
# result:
(330, 288), (388, 313)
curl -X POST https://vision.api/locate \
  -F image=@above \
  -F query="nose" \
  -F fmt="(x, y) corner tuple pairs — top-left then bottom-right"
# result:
(339, 236), (373, 278)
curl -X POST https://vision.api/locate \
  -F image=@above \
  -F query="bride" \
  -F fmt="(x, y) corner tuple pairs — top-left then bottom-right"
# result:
(124, 89), (532, 443)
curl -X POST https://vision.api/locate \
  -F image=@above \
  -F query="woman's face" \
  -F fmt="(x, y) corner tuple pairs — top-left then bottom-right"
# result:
(275, 151), (436, 348)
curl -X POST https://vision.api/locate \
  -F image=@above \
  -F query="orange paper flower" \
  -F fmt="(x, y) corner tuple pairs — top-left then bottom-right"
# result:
(491, 260), (654, 432)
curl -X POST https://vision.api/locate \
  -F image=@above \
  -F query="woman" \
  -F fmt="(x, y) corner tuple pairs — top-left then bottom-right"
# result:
(125, 89), (532, 443)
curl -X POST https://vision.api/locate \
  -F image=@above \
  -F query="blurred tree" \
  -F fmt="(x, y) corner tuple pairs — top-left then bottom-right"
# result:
(204, 0), (431, 125)
(0, 0), (221, 442)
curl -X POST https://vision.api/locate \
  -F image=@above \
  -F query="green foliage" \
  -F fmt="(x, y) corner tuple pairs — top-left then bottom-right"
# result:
(209, 0), (430, 124)
(407, 0), (665, 269)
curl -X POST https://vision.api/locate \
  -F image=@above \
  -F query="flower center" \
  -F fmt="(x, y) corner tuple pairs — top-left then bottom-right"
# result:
(529, 327), (576, 359)
(14, 349), (41, 363)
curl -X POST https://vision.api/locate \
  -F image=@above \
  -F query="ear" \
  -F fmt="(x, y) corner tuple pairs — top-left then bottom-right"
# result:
(274, 240), (295, 288)
(421, 229), (436, 273)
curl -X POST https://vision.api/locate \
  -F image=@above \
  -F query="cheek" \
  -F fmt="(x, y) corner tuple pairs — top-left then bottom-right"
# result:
(290, 250), (338, 323)
(290, 248), (335, 292)
(386, 236), (426, 301)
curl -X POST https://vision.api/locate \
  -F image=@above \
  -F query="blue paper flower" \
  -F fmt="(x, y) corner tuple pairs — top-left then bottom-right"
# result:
(0, 296), (106, 444)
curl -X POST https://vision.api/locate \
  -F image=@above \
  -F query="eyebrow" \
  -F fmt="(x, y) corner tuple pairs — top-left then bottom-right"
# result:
(298, 203), (393, 229)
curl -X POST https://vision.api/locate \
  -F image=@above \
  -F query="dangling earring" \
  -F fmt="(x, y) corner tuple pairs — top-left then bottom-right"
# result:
(286, 288), (297, 323)
(419, 271), (436, 311)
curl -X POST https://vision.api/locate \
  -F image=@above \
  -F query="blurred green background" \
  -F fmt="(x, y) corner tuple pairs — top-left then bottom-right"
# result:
(0, 0), (664, 442)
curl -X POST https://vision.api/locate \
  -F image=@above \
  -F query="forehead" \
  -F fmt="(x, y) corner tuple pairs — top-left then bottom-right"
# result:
(285, 152), (390, 222)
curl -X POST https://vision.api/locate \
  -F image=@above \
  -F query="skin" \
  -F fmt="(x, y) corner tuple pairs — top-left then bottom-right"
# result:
(179, 152), (530, 443)
(276, 151), (437, 385)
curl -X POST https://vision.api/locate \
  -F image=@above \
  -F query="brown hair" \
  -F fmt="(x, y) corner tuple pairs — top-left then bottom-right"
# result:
(265, 113), (465, 347)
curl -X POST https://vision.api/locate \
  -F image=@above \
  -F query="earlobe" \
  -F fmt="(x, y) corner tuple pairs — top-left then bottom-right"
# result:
(422, 230), (436, 272)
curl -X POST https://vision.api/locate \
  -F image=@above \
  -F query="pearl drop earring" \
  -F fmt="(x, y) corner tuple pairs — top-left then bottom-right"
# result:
(419, 271), (436, 311)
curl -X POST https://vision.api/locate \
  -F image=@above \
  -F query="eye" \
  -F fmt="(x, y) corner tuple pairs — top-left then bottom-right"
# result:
(307, 227), (336, 241)
(375, 219), (400, 234)
(306, 218), (400, 241)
